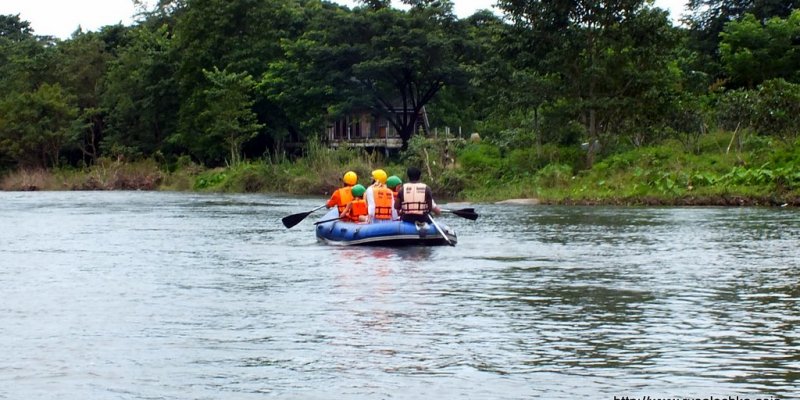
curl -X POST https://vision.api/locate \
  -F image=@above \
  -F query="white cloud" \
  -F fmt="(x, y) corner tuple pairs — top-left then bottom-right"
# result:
(0, 0), (137, 39)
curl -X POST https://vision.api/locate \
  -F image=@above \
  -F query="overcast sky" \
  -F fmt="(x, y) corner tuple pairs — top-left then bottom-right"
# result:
(1, 0), (688, 40)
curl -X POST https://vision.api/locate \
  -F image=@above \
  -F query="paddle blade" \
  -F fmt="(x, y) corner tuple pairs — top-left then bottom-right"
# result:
(448, 208), (479, 220)
(282, 204), (327, 229)
(282, 211), (312, 228)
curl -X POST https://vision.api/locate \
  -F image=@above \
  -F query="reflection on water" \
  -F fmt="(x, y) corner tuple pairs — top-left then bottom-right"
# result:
(0, 192), (798, 399)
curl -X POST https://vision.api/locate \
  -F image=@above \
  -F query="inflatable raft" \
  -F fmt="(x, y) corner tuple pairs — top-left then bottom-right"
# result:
(314, 207), (457, 246)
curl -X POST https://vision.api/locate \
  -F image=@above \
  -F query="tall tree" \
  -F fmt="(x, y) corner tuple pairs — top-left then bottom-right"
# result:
(0, 84), (78, 168)
(719, 10), (800, 88)
(55, 31), (114, 163)
(498, 0), (680, 163)
(0, 14), (58, 96)
(172, 0), (300, 159)
(263, 2), (468, 149)
(102, 24), (179, 159)
(196, 67), (263, 165)
(686, 0), (800, 66)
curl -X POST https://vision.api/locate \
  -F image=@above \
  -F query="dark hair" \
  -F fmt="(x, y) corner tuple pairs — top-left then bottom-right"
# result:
(406, 166), (421, 181)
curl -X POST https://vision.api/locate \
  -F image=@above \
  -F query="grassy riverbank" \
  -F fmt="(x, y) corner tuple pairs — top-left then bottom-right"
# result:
(2, 133), (799, 206)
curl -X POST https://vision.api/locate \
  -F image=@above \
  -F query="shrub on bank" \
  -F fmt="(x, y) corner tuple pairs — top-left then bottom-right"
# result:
(0, 158), (164, 190)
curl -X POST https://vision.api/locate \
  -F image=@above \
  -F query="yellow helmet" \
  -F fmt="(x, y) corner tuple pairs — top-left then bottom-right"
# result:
(371, 169), (387, 184)
(343, 171), (358, 186)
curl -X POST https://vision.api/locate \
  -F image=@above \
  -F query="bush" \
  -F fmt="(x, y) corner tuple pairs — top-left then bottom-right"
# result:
(716, 88), (755, 131)
(753, 79), (800, 141)
(457, 143), (503, 175)
(535, 164), (573, 188)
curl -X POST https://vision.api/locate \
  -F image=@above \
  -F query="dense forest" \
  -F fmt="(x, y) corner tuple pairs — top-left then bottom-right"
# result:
(1, 0), (799, 203)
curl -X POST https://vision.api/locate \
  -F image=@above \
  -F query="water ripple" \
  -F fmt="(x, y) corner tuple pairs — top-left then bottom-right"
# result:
(1, 193), (798, 399)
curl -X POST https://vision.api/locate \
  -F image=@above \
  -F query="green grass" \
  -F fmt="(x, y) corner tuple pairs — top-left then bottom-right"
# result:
(4, 131), (797, 206)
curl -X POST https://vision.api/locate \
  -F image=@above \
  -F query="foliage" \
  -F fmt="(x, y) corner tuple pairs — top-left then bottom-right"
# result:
(2, 1), (800, 206)
(101, 24), (178, 160)
(171, 0), (303, 158)
(193, 67), (263, 165)
(751, 79), (800, 141)
(495, 0), (680, 164)
(262, 2), (469, 149)
(0, 158), (164, 190)
(686, 0), (800, 63)
(0, 84), (78, 168)
(719, 11), (800, 88)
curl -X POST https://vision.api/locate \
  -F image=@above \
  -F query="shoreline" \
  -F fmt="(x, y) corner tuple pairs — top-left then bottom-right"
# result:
(498, 196), (800, 207)
(2, 186), (798, 208)
(2, 163), (797, 208)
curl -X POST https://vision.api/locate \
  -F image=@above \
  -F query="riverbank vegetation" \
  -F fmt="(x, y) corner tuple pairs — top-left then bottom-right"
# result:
(4, 132), (797, 206)
(1, 1), (799, 205)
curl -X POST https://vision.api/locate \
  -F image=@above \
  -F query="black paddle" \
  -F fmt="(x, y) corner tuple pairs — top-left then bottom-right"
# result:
(282, 204), (327, 228)
(440, 208), (479, 221)
(313, 215), (344, 225)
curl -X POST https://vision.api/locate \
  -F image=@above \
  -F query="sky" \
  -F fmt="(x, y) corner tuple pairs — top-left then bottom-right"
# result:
(1, 0), (688, 40)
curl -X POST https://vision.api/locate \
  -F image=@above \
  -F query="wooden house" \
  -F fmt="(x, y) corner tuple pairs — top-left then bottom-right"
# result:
(325, 106), (430, 149)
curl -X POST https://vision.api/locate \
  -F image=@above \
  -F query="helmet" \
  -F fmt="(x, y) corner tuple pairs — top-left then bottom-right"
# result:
(343, 171), (358, 186)
(351, 184), (366, 197)
(386, 175), (402, 189)
(371, 169), (387, 184)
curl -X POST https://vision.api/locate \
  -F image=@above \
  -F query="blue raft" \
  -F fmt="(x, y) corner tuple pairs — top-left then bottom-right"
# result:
(315, 207), (457, 246)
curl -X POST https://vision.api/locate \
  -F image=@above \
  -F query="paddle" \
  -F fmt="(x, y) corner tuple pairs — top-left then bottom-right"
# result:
(281, 204), (327, 228)
(313, 215), (344, 225)
(428, 215), (455, 246)
(440, 208), (479, 221)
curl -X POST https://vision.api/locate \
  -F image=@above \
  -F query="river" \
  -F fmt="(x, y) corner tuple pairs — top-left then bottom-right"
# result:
(1, 191), (798, 399)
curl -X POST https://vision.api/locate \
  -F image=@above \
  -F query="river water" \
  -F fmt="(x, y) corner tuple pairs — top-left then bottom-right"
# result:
(1, 191), (798, 399)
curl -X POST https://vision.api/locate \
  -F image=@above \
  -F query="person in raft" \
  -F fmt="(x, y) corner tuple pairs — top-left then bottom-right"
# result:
(341, 184), (368, 223)
(326, 170), (357, 215)
(365, 169), (398, 223)
(386, 175), (402, 198)
(394, 166), (441, 223)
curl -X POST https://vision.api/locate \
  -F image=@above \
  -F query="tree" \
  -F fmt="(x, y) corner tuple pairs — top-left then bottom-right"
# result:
(196, 67), (263, 165)
(172, 0), (301, 157)
(263, 2), (468, 149)
(497, 0), (680, 164)
(719, 10), (800, 88)
(0, 13), (34, 41)
(0, 14), (59, 96)
(101, 24), (179, 160)
(0, 84), (78, 168)
(55, 31), (114, 164)
(686, 0), (800, 68)
(355, 5), (468, 148)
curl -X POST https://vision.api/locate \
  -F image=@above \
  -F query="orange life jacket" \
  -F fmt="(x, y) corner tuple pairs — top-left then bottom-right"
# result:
(373, 186), (394, 220)
(346, 199), (368, 222)
(331, 186), (353, 214)
(401, 182), (429, 215)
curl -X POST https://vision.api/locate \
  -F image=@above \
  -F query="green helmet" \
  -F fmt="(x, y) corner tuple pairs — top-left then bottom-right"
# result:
(386, 175), (402, 189)
(351, 184), (366, 197)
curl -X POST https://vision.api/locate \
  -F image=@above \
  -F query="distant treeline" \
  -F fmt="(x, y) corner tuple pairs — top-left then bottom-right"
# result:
(1, 0), (799, 173)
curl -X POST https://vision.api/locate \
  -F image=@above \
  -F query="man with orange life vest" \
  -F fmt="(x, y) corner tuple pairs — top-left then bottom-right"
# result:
(326, 171), (357, 215)
(340, 184), (368, 223)
(365, 169), (398, 222)
(394, 166), (441, 223)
